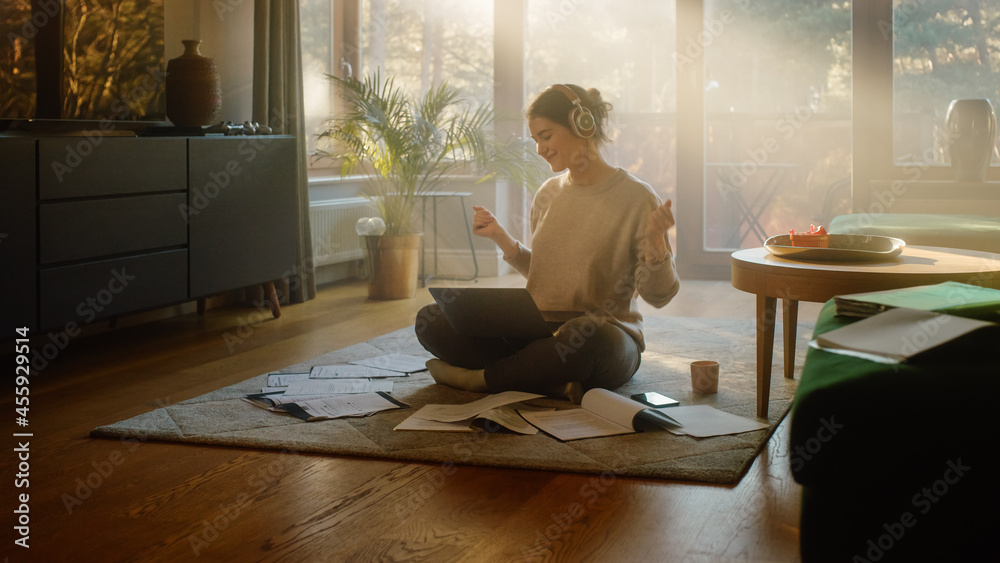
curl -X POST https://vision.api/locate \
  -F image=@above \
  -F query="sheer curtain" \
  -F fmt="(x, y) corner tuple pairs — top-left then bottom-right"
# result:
(252, 0), (315, 303)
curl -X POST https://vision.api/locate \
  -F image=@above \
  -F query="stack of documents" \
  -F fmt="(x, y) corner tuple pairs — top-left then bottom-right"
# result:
(395, 391), (549, 434)
(396, 389), (768, 441)
(813, 307), (999, 363)
(834, 282), (1000, 320)
(243, 353), (428, 421)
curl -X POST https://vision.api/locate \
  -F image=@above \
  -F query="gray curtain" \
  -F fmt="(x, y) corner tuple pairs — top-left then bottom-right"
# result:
(252, 0), (315, 303)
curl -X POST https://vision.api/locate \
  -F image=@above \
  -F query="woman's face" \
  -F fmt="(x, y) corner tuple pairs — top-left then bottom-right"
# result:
(528, 115), (588, 173)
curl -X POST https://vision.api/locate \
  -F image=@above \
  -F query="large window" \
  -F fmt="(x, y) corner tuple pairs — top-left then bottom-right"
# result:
(525, 0), (678, 240)
(893, 1), (1000, 166)
(302, 1), (862, 277)
(700, 0), (851, 251)
(361, 0), (493, 104)
(300, 0), (495, 170)
(300, 0), (339, 165)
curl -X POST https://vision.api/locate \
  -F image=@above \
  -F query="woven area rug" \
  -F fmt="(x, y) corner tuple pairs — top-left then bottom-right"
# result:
(92, 316), (811, 485)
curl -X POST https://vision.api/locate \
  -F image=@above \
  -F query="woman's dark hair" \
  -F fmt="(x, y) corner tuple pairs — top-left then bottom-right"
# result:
(526, 84), (613, 145)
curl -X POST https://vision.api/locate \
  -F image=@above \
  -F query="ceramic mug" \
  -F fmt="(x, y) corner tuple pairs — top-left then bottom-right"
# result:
(690, 360), (720, 394)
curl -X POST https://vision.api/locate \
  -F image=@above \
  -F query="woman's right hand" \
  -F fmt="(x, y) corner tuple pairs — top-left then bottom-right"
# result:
(472, 205), (503, 239)
(472, 205), (521, 260)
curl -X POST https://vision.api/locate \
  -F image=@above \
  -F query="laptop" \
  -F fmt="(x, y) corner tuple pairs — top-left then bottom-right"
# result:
(428, 287), (579, 339)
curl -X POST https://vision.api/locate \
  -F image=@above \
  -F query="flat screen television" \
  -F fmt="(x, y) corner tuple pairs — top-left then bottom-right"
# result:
(1, 0), (166, 130)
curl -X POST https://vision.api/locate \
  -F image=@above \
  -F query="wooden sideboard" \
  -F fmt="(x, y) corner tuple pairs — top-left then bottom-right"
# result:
(0, 134), (298, 333)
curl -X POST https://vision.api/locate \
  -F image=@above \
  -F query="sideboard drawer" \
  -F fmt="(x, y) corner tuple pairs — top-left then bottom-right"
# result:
(39, 137), (187, 199)
(40, 194), (188, 264)
(39, 250), (188, 330)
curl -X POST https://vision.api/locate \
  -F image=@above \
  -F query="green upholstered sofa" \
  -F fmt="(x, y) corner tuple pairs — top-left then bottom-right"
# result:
(829, 213), (1000, 254)
(790, 301), (999, 562)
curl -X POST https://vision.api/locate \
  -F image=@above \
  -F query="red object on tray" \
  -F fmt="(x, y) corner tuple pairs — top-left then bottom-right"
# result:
(788, 225), (830, 248)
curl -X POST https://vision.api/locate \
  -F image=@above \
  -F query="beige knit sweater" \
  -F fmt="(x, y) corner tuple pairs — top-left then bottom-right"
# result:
(506, 168), (681, 351)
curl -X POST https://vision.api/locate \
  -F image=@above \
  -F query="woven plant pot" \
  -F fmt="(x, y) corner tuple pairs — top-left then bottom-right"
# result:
(363, 233), (422, 300)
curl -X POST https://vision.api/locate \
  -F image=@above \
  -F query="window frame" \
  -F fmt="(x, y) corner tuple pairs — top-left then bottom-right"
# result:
(851, 0), (1000, 214)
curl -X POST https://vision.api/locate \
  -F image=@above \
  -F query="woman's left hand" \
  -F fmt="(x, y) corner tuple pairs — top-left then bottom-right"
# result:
(644, 200), (674, 260)
(646, 200), (674, 238)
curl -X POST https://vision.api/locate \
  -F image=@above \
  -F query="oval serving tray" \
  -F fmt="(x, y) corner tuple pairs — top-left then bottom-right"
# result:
(763, 234), (906, 262)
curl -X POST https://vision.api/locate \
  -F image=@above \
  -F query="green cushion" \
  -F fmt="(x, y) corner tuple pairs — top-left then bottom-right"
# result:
(829, 213), (1000, 253)
(790, 300), (998, 487)
(793, 299), (999, 561)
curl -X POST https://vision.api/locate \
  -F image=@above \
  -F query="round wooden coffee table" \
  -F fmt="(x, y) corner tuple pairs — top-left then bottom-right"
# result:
(731, 245), (1000, 417)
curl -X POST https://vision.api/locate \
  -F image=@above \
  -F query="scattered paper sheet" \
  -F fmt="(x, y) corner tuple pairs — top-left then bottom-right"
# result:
(394, 416), (476, 432)
(283, 379), (394, 396)
(411, 391), (544, 422)
(813, 307), (996, 362)
(474, 404), (552, 434)
(664, 405), (769, 438)
(518, 408), (632, 441)
(266, 372), (310, 387)
(288, 392), (408, 421)
(244, 392), (359, 409)
(310, 364), (405, 379)
(349, 353), (430, 374)
(516, 389), (673, 441)
(807, 340), (900, 364)
(395, 403), (554, 434)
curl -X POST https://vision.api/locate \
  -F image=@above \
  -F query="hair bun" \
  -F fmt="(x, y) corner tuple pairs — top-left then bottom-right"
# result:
(586, 88), (603, 103)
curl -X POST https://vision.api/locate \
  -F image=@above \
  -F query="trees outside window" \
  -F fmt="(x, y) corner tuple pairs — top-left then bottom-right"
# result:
(893, 0), (1000, 166)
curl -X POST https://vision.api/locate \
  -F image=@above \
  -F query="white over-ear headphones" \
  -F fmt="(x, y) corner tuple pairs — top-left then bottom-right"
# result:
(553, 84), (596, 139)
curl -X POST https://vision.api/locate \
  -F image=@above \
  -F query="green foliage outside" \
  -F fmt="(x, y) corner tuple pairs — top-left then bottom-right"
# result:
(0, 0), (165, 120)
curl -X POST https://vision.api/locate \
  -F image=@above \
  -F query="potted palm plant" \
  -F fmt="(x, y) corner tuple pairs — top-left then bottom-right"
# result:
(316, 71), (542, 299)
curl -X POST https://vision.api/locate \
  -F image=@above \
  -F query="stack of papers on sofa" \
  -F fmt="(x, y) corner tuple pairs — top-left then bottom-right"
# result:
(834, 281), (1000, 320)
(814, 307), (1000, 363)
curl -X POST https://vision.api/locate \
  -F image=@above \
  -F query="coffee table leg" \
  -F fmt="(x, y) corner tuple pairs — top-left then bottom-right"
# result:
(782, 299), (798, 379)
(756, 293), (777, 418)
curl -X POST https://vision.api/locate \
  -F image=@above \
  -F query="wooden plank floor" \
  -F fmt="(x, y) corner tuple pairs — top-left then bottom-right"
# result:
(0, 277), (822, 562)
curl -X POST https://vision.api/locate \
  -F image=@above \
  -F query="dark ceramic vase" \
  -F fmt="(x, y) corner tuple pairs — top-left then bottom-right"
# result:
(165, 40), (222, 128)
(945, 99), (997, 181)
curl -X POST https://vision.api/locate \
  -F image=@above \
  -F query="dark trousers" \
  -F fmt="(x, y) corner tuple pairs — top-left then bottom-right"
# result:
(415, 304), (641, 394)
